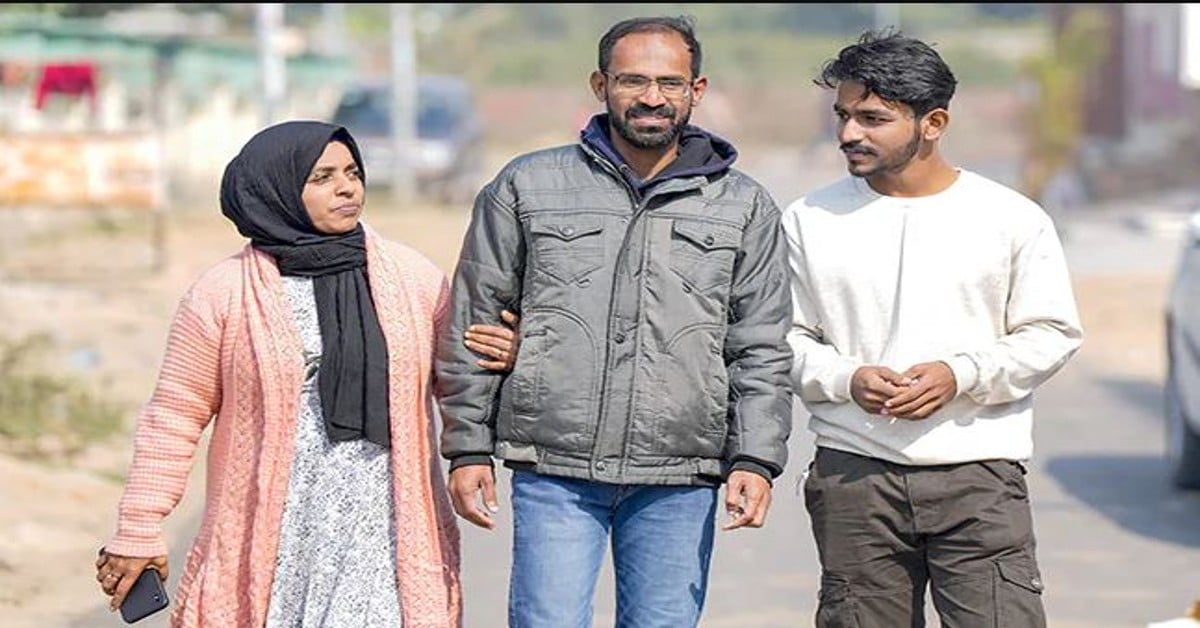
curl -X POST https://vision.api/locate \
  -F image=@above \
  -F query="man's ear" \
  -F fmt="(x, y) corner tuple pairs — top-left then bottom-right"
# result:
(589, 71), (606, 102)
(690, 75), (708, 106)
(922, 108), (949, 141)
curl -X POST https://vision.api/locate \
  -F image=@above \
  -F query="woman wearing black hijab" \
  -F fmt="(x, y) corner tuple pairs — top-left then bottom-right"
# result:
(94, 121), (512, 627)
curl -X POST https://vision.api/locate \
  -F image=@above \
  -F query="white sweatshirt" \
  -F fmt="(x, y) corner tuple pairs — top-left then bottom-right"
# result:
(782, 169), (1083, 465)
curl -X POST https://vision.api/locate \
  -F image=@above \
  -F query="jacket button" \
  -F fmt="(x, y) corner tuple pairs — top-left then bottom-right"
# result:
(595, 460), (607, 471)
(703, 235), (715, 246)
(561, 226), (575, 237)
(613, 333), (626, 344)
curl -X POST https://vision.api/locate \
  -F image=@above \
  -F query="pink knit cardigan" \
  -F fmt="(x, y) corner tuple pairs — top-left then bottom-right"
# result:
(105, 226), (462, 627)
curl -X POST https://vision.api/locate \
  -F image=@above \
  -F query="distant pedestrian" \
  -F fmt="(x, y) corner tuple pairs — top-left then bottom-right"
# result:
(1040, 161), (1088, 241)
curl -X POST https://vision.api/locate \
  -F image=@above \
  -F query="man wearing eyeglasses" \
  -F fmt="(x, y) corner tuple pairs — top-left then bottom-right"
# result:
(434, 14), (793, 628)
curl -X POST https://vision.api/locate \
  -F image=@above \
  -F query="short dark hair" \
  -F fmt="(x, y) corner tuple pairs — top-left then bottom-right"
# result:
(598, 16), (702, 79)
(815, 28), (957, 118)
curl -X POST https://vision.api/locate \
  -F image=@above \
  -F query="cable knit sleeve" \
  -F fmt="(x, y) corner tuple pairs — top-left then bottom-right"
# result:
(105, 274), (226, 557)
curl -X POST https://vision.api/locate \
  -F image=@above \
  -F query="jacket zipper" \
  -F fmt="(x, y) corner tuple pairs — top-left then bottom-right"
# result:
(578, 144), (701, 480)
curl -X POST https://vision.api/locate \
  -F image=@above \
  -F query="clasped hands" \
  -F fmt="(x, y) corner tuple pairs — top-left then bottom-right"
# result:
(850, 361), (958, 420)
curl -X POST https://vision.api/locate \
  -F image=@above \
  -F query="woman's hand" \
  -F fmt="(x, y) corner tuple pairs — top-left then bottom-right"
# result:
(465, 309), (521, 372)
(95, 549), (168, 612)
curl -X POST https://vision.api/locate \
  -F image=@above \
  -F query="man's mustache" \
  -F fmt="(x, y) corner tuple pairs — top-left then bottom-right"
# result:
(840, 142), (875, 156)
(626, 104), (676, 119)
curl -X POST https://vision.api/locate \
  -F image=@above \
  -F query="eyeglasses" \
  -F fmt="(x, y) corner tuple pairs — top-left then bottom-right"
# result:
(604, 72), (693, 97)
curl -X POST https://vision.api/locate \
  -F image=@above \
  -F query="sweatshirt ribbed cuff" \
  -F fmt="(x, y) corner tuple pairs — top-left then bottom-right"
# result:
(833, 359), (860, 403)
(943, 354), (980, 397)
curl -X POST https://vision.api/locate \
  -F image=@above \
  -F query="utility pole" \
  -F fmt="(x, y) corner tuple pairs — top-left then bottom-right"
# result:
(874, 3), (901, 31)
(1183, 3), (1200, 89)
(150, 38), (182, 273)
(256, 3), (287, 128)
(390, 3), (417, 203)
(320, 3), (348, 57)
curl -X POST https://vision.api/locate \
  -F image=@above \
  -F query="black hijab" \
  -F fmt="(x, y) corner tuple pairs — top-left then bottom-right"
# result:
(219, 120), (391, 449)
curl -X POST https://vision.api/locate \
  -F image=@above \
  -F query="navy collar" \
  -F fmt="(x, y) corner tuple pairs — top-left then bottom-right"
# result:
(579, 113), (737, 195)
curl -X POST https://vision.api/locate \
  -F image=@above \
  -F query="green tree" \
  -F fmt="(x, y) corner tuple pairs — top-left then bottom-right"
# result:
(1019, 6), (1109, 202)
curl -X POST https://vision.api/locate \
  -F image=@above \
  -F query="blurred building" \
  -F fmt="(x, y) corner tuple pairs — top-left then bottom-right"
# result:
(1053, 3), (1200, 198)
(0, 8), (351, 205)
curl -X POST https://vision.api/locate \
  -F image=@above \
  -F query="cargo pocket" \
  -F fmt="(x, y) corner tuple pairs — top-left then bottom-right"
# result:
(994, 556), (1046, 628)
(528, 215), (605, 284)
(816, 574), (860, 628)
(669, 219), (741, 292)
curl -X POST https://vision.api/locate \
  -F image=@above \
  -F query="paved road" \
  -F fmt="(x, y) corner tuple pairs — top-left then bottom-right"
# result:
(74, 149), (1200, 627)
(456, 355), (1200, 628)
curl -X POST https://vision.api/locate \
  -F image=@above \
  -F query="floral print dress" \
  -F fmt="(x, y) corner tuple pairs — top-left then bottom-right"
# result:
(265, 276), (403, 627)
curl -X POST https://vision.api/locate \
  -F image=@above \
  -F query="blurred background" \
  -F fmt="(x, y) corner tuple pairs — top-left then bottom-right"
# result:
(1, 4), (1199, 627)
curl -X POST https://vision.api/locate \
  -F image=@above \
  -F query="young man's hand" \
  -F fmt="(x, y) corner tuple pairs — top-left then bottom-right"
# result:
(850, 365), (914, 414)
(883, 361), (957, 420)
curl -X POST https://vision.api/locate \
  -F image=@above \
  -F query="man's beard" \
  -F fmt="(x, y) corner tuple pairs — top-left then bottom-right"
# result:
(844, 127), (922, 178)
(608, 101), (690, 149)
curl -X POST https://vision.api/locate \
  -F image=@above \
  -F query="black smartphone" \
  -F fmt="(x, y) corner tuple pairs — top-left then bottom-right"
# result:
(120, 568), (169, 624)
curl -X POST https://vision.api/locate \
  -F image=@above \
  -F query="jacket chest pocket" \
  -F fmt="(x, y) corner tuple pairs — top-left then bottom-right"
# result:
(528, 215), (606, 284)
(669, 219), (741, 292)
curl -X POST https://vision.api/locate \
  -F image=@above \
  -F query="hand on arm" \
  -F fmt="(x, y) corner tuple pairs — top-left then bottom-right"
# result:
(722, 470), (773, 531)
(464, 310), (520, 372)
(447, 464), (500, 530)
(436, 182), (525, 465)
(883, 361), (957, 420)
(95, 550), (168, 612)
(850, 366), (914, 414)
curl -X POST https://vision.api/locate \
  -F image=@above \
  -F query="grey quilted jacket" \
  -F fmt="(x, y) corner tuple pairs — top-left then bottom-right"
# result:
(434, 115), (793, 486)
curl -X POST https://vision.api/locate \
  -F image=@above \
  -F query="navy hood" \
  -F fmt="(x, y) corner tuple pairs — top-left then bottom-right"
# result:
(580, 113), (738, 193)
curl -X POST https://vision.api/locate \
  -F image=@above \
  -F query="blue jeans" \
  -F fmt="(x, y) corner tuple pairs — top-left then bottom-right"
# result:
(508, 470), (718, 628)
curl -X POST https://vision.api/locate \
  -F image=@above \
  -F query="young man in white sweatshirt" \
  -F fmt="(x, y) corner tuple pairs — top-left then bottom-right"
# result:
(783, 30), (1083, 627)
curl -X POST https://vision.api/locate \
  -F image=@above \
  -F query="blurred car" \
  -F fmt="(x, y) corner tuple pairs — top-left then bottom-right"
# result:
(1165, 210), (1200, 489)
(331, 74), (484, 205)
